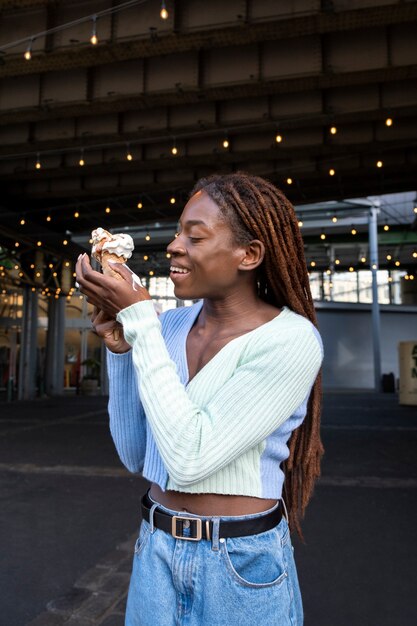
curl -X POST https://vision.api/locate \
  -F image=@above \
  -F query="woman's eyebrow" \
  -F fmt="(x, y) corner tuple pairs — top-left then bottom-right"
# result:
(178, 219), (208, 228)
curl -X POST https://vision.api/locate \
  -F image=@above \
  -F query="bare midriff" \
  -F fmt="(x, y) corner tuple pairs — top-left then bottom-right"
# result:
(150, 484), (278, 516)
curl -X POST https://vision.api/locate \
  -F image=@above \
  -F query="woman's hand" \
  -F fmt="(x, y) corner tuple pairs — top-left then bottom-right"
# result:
(75, 253), (151, 318)
(91, 307), (131, 353)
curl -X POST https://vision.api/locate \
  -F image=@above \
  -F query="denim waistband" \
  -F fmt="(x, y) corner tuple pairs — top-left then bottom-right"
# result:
(147, 489), (281, 522)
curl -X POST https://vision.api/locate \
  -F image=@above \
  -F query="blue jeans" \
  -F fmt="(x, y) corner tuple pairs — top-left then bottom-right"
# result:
(125, 492), (303, 625)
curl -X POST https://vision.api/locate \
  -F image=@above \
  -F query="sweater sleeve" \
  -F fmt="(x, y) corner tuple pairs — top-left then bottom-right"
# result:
(117, 300), (323, 487)
(106, 348), (146, 473)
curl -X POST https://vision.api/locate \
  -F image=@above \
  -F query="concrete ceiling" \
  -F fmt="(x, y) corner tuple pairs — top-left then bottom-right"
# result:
(0, 0), (416, 283)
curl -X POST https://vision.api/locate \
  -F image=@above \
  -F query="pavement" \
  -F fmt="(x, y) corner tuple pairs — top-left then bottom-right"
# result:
(0, 391), (416, 626)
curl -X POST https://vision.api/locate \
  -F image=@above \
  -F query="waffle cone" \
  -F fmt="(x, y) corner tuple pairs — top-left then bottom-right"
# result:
(101, 251), (127, 280)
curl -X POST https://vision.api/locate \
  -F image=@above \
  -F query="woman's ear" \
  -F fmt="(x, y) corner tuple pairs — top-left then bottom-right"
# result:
(239, 239), (265, 271)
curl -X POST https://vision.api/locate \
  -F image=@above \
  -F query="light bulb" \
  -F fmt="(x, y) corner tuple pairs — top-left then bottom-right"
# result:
(351, 227), (357, 235)
(223, 139), (229, 149)
(349, 266), (354, 272)
(90, 16), (98, 45)
(376, 160), (383, 168)
(35, 153), (41, 169)
(37, 241), (42, 247)
(20, 218), (25, 225)
(329, 168), (335, 176)
(143, 255), (149, 261)
(105, 207), (111, 213)
(275, 134), (282, 143)
(383, 223), (389, 231)
(386, 254), (392, 260)
(74, 212), (79, 218)
(46, 215), (51, 222)
(361, 257), (366, 263)
(137, 202), (143, 209)
(171, 146), (178, 155)
(15, 242), (19, 247)
(330, 126), (337, 135)
(24, 39), (33, 61)
(63, 240), (68, 246)
(286, 177), (293, 185)
(79, 157), (85, 166)
(170, 197), (176, 204)
(160, 1), (168, 19)
(320, 232), (326, 240)
(332, 216), (337, 223)
(385, 118), (393, 127)
(145, 233), (151, 241)
(298, 220), (303, 227)
(126, 152), (133, 161)
(310, 261), (316, 267)
(335, 259), (340, 265)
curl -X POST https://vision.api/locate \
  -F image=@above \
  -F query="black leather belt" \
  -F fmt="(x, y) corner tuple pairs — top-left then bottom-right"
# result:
(141, 491), (283, 542)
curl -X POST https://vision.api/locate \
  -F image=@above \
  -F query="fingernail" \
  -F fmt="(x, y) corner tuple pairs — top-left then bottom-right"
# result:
(77, 254), (82, 261)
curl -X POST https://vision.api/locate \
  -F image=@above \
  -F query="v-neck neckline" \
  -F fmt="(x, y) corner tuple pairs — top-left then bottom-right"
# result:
(182, 303), (290, 388)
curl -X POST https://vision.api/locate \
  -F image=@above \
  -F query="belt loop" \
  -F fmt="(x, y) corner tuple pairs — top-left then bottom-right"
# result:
(211, 518), (220, 552)
(149, 503), (158, 534)
(281, 497), (289, 524)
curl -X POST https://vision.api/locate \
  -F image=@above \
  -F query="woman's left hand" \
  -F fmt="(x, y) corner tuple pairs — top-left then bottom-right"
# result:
(75, 253), (151, 318)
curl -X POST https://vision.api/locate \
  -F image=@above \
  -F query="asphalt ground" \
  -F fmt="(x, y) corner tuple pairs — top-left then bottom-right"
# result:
(0, 392), (416, 626)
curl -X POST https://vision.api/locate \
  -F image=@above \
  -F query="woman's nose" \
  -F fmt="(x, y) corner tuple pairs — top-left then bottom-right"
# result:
(167, 236), (185, 256)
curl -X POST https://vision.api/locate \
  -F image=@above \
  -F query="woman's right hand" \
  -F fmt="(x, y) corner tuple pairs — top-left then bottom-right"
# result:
(91, 307), (131, 354)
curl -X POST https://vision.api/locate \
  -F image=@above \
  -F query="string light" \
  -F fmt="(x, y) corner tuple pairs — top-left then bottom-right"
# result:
(349, 266), (354, 272)
(413, 252), (417, 258)
(170, 197), (176, 205)
(149, 270), (155, 276)
(74, 211), (79, 218)
(24, 38), (33, 60)
(351, 226), (357, 235)
(329, 168), (335, 176)
(145, 233), (151, 241)
(171, 140), (178, 156)
(361, 257), (367, 263)
(376, 160), (383, 168)
(105, 206), (111, 213)
(35, 153), (41, 169)
(222, 137), (229, 149)
(320, 232), (326, 240)
(166, 253), (171, 259)
(126, 144), (133, 161)
(335, 259), (340, 265)
(413, 207), (417, 214)
(37, 241), (42, 246)
(286, 178), (293, 185)
(383, 223), (389, 231)
(15, 242), (19, 247)
(385, 118), (393, 127)
(20, 218), (25, 225)
(330, 126), (337, 135)
(332, 215), (338, 223)
(298, 218), (303, 227)
(310, 261), (316, 267)
(79, 149), (85, 167)
(46, 215), (51, 222)
(386, 254), (392, 260)
(372, 264), (377, 270)
(63, 240), (68, 246)
(90, 15), (98, 45)
(275, 134), (282, 143)
(395, 260), (400, 266)
(160, 1), (168, 19)
(143, 255), (149, 261)
(137, 201), (143, 209)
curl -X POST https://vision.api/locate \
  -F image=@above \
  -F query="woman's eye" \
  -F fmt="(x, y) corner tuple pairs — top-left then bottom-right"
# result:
(189, 237), (203, 242)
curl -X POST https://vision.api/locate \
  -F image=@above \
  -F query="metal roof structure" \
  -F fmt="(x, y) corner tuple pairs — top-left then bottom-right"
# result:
(0, 0), (416, 284)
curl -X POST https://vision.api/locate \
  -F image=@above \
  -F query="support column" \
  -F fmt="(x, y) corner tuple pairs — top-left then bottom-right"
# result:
(368, 205), (382, 392)
(44, 296), (65, 395)
(18, 287), (38, 400)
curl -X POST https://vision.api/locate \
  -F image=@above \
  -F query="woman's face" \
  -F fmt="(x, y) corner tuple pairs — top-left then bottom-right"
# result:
(166, 190), (250, 300)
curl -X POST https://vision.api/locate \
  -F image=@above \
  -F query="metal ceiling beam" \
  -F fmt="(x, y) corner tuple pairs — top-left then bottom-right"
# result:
(1, 3), (417, 78)
(2, 104), (417, 157)
(2, 64), (417, 126)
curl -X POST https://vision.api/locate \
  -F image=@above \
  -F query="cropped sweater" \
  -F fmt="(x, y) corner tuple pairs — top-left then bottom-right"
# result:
(107, 299), (323, 499)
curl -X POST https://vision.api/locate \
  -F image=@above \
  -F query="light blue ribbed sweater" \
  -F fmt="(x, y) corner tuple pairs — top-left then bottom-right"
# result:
(107, 300), (323, 499)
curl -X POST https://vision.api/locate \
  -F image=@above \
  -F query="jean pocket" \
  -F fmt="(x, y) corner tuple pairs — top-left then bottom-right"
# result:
(134, 520), (151, 557)
(221, 526), (288, 589)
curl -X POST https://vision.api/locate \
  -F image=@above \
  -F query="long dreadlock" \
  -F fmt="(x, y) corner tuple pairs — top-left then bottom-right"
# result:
(191, 172), (324, 542)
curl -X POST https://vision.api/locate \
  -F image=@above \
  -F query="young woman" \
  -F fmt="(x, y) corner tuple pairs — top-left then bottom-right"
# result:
(76, 173), (324, 626)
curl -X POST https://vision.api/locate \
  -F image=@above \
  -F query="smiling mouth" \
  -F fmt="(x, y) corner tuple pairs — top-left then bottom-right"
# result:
(170, 265), (190, 275)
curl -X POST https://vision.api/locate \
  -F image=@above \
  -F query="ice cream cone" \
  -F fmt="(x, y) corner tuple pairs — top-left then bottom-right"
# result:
(101, 251), (127, 280)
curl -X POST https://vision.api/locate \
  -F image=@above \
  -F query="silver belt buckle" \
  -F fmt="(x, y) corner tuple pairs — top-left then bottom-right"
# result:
(172, 515), (203, 541)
